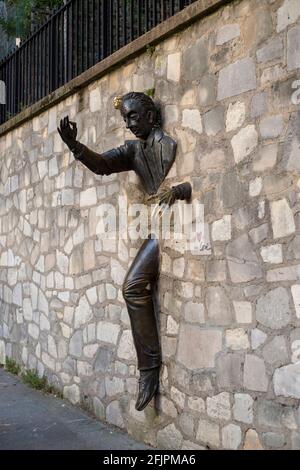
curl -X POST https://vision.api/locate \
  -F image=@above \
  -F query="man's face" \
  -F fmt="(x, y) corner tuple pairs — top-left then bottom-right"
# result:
(121, 99), (154, 141)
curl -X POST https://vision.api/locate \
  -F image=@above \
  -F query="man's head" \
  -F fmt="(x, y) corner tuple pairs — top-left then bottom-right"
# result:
(115, 92), (159, 141)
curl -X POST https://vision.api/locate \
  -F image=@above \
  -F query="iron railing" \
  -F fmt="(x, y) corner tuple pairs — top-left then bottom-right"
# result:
(0, 0), (196, 125)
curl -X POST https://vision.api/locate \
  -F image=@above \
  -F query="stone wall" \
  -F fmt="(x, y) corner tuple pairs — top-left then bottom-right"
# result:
(1, 0), (300, 450)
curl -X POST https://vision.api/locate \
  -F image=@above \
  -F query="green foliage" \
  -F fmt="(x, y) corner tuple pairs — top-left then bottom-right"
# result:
(22, 369), (48, 390)
(21, 369), (63, 397)
(146, 44), (156, 56)
(0, 0), (63, 40)
(5, 357), (21, 375)
(145, 88), (155, 98)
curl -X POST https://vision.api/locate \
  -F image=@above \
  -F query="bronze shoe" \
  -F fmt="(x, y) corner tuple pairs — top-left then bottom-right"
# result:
(135, 367), (159, 411)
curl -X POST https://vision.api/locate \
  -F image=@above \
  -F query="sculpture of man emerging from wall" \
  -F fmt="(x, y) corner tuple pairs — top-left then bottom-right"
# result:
(58, 92), (192, 411)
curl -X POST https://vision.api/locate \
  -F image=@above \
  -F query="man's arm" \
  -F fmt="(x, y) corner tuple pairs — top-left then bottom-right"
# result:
(58, 116), (133, 176)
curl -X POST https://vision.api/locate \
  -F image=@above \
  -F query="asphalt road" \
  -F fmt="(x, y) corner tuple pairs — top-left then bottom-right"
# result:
(0, 367), (149, 450)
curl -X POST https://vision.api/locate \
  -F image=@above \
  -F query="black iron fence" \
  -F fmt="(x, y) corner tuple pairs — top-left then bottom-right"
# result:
(0, 0), (196, 125)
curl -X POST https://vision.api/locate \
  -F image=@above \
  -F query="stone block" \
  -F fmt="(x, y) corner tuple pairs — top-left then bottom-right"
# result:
(212, 215), (231, 241)
(257, 400), (283, 428)
(233, 394), (253, 424)
(234, 302), (252, 324)
(263, 336), (288, 366)
(277, 0), (300, 32)
(231, 125), (258, 164)
(184, 301), (205, 324)
(251, 92), (268, 118)
(63, 384), (80, 405)
(97, 321), (120, 345)
(257, 38), (283, 63)
(216, 24), (240, 45)
(271, 199), (295, 239)
(256, 287), (291, 329)
(274, 363), (300, 399)
(222, 424), (242, 450)
(216, 353), (243, 390)
(261, 244), (283, 264)
(182, 109), (203, 134)
(259, 115), (284, 139)
(106, 401), (124, 428)
(183, 38), (208, 81)
(226, 235), (262, 283)
(288, 25), (300, 71)
(207, 392), (231, 421)
(292, 285), (300, 319)
(226, 101), (245, 133)
(262, 432), (285, 449)
(167, 53), (181, 82)
(217, 58), (256, 101)
(244, 429), (263, 450)
(196, 419), (220, 448)
(203, 106), (224, 136)
(198, 75), (216, 106)
(117, 330), (136, 361)
(177, 325), (222, 369)
(157, 424), (183, 450)
(244, 354), (268, 392)
(226, 329), (249, 350)
(205, 286), (233, 325)
(206, 260), (227, 282)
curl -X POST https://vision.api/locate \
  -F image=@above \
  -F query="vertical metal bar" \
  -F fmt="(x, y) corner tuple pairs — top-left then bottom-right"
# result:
(122, 0), (126, 46)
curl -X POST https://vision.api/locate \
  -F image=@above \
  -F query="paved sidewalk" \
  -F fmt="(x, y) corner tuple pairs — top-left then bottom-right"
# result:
(0, 368), (149, 450)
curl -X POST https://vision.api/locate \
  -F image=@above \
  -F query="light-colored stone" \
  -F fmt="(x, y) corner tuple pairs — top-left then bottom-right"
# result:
(64, 384), (80, 404)
(249, 177), (262, 197)
(184, 301), (205, 324)
(216, 24), (240, 45)
(157, 424), (183, 450)
(218, 58), (256, 101)
(106, 401), (124, 428)
(226, 329), (250, 350)
(244, 355), (268, 392)
(90, 88), (101, 112)
(234, 302), (252, 324)
(260, 115), (284, 139)
(182, 109), (203, 134)
(117, 330), (136, 361)
(167, 53), (181, 82)
(74, 296), (93, 328)
(256, 287), (291, 329)
(207, 392), (231, 421)
(227, 235), (262, 283)
(274, 363), (300, 399)
(0, 340), (5, 365)
(277, 0), (300, 32)
(222, 424), (242, 450)
(292, 285), (300, 319)
(206, 286), (233, 325)
(196, 419), (220, 448)
(288, 26), (300, 71)
(226, 101), (245, 133)
(212, 215), (231, 241)
(97, 321), (120, 345)
(69, 331), (83, 358)
(233, 394), (253, 424)
(231, 125), (258, 164)
(261, 245), (283, 264)
(80, 187), (97, 207)
(251, 329), (267, 350)
(244, 429), (263, 450)
(177, 325), (222, 369)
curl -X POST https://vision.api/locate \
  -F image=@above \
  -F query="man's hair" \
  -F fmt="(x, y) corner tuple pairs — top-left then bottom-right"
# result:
(121, 92), (162, 127)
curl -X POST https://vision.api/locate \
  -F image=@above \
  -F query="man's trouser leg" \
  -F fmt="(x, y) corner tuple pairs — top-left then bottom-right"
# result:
(122, 236), (161, 371)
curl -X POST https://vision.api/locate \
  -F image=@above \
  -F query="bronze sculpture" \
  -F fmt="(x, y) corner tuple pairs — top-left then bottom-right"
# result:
(58, 92), (192, 411)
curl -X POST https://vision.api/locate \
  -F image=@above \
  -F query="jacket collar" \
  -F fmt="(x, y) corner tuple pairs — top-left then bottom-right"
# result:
(146, 127), (164, 146)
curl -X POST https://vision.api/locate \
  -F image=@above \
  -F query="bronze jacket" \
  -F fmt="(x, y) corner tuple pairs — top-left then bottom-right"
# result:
(72, 127), (177, 196)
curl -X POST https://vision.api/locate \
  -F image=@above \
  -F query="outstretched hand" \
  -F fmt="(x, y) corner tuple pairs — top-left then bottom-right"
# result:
(57, 116), (78, 149)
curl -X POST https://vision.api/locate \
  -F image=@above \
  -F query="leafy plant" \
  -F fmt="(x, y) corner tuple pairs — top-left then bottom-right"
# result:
(5, 357), (21, 375)
(22, 369), (48, 390)
(145, 88), (155, 98)
(0, 0), (63, 40)
(146, 44), (156, 56)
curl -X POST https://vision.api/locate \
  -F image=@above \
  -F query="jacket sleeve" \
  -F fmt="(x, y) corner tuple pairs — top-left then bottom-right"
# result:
(71, 141), (134, 175)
